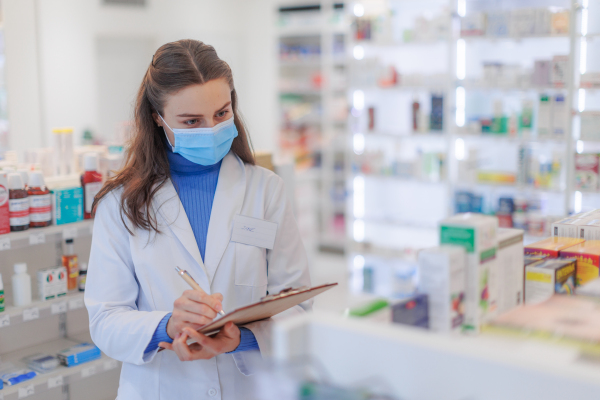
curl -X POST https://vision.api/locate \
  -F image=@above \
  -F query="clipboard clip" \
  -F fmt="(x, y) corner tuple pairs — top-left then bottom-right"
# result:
(261, 286), (309, 302)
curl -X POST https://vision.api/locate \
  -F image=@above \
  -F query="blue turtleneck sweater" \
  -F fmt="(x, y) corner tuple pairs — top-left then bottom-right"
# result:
(144, 144), (258, 354)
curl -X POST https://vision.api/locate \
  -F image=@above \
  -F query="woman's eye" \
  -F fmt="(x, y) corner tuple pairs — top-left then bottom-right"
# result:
(216, 110), (228, 118)
(184, 119), (199, 126)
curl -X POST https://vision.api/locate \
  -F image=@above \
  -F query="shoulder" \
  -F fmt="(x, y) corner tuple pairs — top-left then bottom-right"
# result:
(243, 162), (284, 193)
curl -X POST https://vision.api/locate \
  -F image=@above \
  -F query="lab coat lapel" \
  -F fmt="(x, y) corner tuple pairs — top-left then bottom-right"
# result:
(153, 179), (210, 282)
(204, 152), (246, 284)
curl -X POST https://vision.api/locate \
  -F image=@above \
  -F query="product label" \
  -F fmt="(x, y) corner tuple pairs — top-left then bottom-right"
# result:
(9, 197), (30, 226)
(0, 184), (9, 234)
(30, 194), (51, 222)
(0, 184), (8, 206)
(85, 182), (103, 213)
(572, 255), (600, 286)
(440, 226), (475, 253)
(0, 289), (4, 312)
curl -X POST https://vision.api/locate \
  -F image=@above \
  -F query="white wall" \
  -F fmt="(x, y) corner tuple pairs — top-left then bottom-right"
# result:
(3, 0), (278, 153)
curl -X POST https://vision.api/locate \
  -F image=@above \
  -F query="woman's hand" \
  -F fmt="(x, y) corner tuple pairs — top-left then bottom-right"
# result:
(159, 322), (241, 361)
(166, 290), (223, 339)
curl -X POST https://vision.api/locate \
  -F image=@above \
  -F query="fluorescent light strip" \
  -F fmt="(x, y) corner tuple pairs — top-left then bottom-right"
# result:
(456, 39), (466, 80)
(353, 176), (365, 219)
(456, 86), (465, 127)
(579, 88), (586, 113)
(353, 133), (365, 155)
(575, 191), (583, 214)
(353, 219), (365, 242)
(580, 38), (587, 75)
(455, 138), (466, 160)
(457, 0), (466, 18)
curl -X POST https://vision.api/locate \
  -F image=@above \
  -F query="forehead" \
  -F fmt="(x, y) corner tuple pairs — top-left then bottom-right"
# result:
(164, 78), (231, 114)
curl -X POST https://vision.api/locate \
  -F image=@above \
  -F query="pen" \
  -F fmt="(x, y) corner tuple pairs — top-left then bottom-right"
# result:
(175, 266), (226, 317)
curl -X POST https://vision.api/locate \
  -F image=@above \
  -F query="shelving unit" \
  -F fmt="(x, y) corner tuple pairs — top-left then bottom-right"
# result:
(0, 219), (118, 399)
(277, 1), (350, 256)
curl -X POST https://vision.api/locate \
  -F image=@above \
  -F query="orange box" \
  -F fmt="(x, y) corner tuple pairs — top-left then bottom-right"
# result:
(524, 237), (585, 258)
(560, 240), (600, 286)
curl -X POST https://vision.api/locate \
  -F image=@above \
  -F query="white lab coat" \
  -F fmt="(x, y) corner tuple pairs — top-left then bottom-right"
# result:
(85, 151), (311, 400)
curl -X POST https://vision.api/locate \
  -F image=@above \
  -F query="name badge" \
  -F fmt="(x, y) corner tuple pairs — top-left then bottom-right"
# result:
(231, 215), (278, 250)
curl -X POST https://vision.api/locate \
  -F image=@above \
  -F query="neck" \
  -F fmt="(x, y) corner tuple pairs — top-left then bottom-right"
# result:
(165, 140), (222, 175)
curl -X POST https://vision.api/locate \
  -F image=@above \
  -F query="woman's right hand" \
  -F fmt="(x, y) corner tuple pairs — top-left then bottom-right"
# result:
(166, 290), (223, 339)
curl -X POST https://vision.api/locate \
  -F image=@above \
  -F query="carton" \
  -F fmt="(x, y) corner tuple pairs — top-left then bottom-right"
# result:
(525, 237), (584, 257)
(559, 240), (600, 286)
(575, 154), (599, 190)
(418, 246), (466, 333)
(52, 187), (84, 225)
(496, 228), (524, 314)
(580, 219), (600, 241)
(37, 268), (56, 301)
(525, 258), (576, 304)
(439, 213), (498, 333)
(391, 294), (429, 329)
(0, 172), (9, 234)
(551, 217), (594, 238)
(54, 267), (67, 297)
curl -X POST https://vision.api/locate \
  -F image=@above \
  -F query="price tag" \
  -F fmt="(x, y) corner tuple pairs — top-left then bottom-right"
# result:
(0, 314), (10, 327)
(48, 375), (63, 389)
(0, 237), (10, 251)
(18, 384), (35, 398)
(51, 301), (68, 314)
(103, 359), (118, 371)
(23, 307), (40, 321)
(81, 365), (96, 378)
(29, 232), (46, 245)
(62, 227), (78, 240)
(68, 297), (84, 310)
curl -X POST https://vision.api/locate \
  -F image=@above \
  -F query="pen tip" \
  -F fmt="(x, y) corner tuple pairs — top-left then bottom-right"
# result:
(175, 266), (181, 273)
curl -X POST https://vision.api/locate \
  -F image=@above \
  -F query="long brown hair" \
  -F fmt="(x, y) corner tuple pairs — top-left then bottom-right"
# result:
(93, 39), (255, 234)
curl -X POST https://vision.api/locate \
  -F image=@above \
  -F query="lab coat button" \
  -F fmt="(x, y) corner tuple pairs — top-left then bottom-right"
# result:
(208, 388), (217, 397)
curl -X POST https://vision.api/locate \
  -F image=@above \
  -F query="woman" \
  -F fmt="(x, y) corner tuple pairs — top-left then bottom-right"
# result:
(85, 39), (311, 399)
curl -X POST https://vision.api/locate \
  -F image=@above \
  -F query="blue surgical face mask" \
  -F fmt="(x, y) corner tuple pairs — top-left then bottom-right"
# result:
(158, 113), (238, 166)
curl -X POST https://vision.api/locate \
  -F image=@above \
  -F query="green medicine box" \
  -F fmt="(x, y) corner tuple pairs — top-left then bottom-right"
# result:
(52, 187), (84, 225)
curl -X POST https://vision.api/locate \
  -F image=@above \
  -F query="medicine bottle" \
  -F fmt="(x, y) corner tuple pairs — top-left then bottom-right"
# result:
(28, 171), (51, 227)
(81, 154), (102, 219)
(62, 238), (79, 291)
(78, 262), (87, 292)
(12, 263), (32, 307)
(8, 173), (29, 231)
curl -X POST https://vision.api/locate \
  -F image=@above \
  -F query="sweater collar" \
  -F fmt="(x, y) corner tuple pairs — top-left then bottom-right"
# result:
(165, 139), (222, 175)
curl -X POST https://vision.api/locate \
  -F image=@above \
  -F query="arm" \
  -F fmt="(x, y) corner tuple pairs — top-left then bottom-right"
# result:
(232, 175), (312, 373)
(85, 191), (169, 365)
(145, 313), (173, 354)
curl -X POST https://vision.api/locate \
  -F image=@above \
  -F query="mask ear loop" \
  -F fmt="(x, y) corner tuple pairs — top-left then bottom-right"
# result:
(157, 112), (175, 150)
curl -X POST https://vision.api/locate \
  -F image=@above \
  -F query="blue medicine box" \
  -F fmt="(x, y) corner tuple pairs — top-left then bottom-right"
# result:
(52, 187), (84, 225)
(391, 293), (429, 329)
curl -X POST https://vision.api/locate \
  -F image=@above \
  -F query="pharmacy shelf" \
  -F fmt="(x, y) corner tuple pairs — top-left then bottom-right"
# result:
(460, 33), (570, 42)
(0, 292), (85, 330)
(454, 134), (567, 146)
(360, 131), (449, 140)
(279, 58), (321, 67)
(279, 89), (322, 96)
(459, 82), (567, 91)
(0, 333), (120, 400)
(455, 182), (564, 194)
(361, 217), (437, 230)
(0, 220), (94, 252)
(357, 174), (448, 185)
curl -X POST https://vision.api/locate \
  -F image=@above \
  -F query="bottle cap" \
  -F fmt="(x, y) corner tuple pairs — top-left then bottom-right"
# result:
(84, 154), (98, 171)
(14, 263), (27, 274)
(28, 171), (46, 188)
(79, 262), (88, 272)
(17, 170), (29, 186)
(7, 173), (24, 190)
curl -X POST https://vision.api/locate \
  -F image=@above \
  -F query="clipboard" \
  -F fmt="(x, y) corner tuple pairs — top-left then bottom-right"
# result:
(158, 283), (337, 351)
(198, 282), (337, 335)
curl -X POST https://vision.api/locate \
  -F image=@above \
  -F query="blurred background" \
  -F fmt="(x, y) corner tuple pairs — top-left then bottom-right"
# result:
(2, 0), (600, 399)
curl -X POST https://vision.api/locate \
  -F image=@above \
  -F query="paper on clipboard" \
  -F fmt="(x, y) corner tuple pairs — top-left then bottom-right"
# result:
(158, 283), (337, 351)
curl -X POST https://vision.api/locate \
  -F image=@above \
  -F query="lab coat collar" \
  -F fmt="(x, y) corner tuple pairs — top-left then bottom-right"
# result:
(153, 151), (245, 285)
(205, 152), (246, 283)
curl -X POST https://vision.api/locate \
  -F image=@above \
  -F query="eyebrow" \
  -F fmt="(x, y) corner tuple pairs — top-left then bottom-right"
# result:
(176, 101), (232, 118)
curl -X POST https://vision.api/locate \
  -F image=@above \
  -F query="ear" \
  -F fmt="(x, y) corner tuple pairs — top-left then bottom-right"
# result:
(152, 112), (162, 127)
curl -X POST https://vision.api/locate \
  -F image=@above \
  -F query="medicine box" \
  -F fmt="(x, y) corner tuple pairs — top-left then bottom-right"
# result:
(418, 246), (466, 333)
(391, 293), (429, 329)
(496, 228), (525, 314)
(559, 240), (600, 286)
(509, 8), (536, 37)
(580, 219), (600, 241)
(525, 237), (584, 257)
(460, 13), (486, 36)
(550, 55), (569, 86)
(550, 10), (570, 35)
(525, 258), (576, 304)
(439, 213), (498, 333)
(37, 266), (67, 301)
(581, 111), (600, 141)
(57, 343), (101, 367)
(52, 187), (84, 225)
(576, 278), (600, 298)
(575, 154), (599, 191)
(551, 217), (593, 238)
(0, 172), (9, 235)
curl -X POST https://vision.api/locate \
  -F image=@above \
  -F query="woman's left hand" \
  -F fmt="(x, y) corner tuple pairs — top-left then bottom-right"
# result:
(159, 322), (241, 361)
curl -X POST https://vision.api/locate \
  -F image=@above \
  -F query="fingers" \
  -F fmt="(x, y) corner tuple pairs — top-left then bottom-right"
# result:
(179, 299), (217, 320)
(159, 342), (173, 351)
(172, 332), (195, 362)
(213, 292), (224, 302)
(183, 327), (220, 355)
(183, 290), (223, 313)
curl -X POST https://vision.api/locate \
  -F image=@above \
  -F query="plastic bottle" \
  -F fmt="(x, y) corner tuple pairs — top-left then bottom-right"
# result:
(62, 238), (79, 291)
(81, 154), (102, 219)
(0, 273), (4, 312)
(12, 263), (32, 307)
(8, 173), (29, 231)
(17, 169), (29, 188)
(78, 262), (87, 292)
(28, 171), (51, 227)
